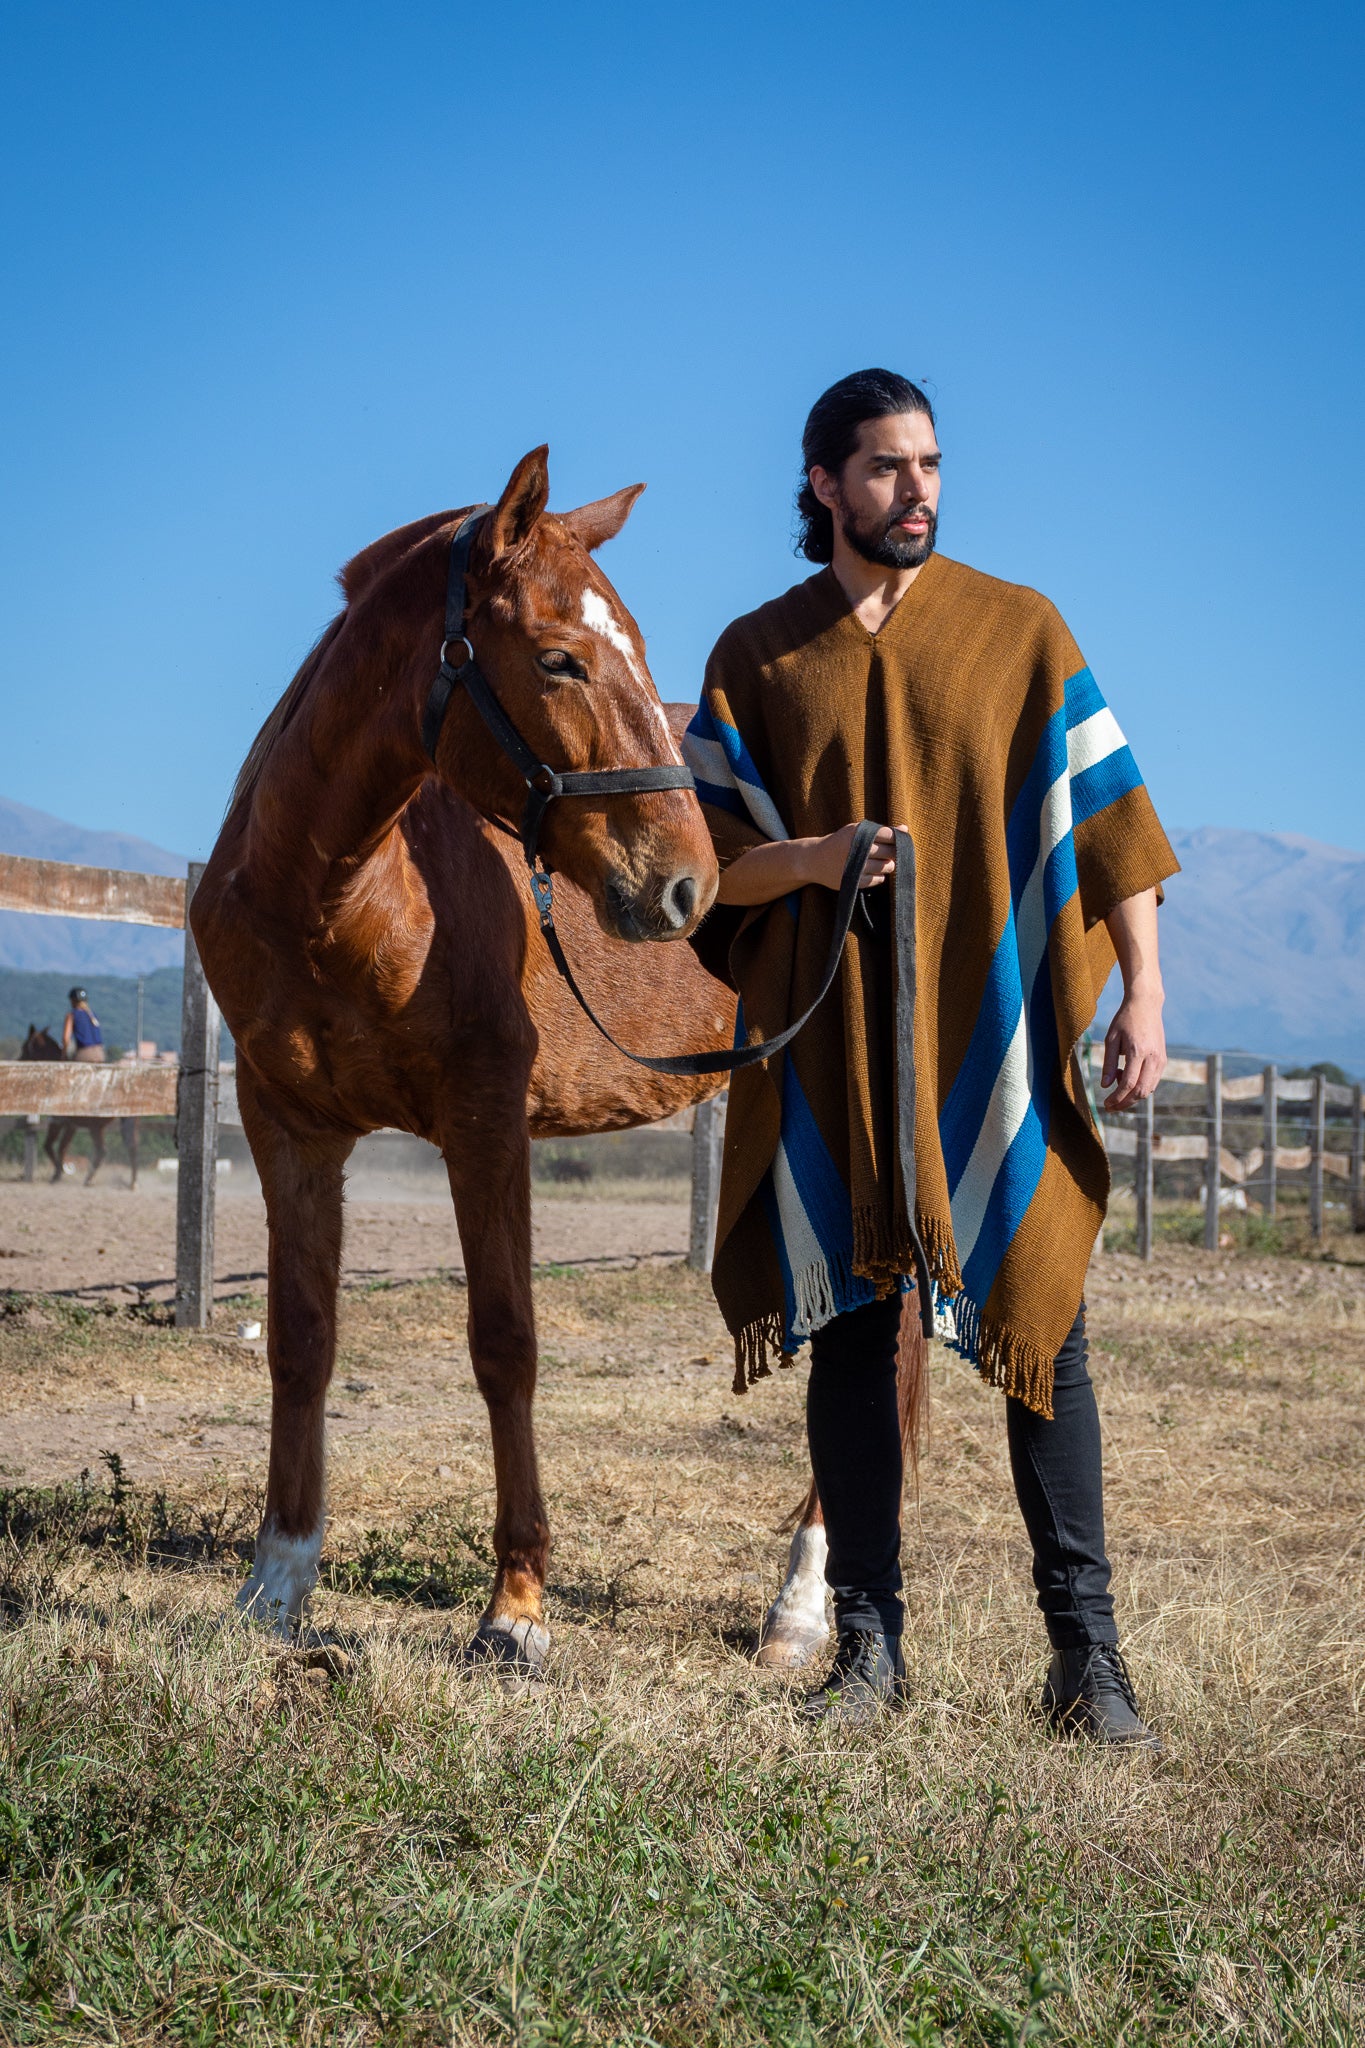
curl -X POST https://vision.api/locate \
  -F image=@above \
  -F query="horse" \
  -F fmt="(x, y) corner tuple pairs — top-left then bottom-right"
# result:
(193, 446), (924, 1676)
(19, 1026), (140, 1188)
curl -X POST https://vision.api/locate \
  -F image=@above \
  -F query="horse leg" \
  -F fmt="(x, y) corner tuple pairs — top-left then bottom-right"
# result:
(46, 1121), (69, 1182)
(443, 1096), (550, 1682)
(755, 1295), (929, 1668)
(85, 1120), (106, 1187)
(236, 1081), (355, 1636)
(755, 1480), (829, 1669)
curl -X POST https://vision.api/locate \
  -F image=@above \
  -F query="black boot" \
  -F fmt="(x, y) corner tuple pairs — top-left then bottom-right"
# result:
(797, 1626), (905, 1726)
(1042, 1643), (1161, 1751)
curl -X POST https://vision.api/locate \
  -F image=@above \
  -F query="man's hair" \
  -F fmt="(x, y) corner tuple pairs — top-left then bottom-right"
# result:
(795, 368), (936, 564)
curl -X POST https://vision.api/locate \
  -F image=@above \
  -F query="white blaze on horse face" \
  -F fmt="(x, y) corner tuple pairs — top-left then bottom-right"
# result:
(580, 589), (682, 762)
(237, 1517), (323, 1637)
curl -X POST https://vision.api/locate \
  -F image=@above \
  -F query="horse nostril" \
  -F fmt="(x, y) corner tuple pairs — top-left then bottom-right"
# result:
(663, 873), (696, 930)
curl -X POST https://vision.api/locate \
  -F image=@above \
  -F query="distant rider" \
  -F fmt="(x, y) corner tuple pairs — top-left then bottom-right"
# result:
(62, 988), (105, 1064)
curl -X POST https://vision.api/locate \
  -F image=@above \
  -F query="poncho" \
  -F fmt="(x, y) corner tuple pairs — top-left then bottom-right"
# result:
(682, 556), (1178, 1417)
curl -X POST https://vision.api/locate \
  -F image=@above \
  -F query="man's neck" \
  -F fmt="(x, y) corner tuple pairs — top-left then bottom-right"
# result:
(829, 538), (928, 635)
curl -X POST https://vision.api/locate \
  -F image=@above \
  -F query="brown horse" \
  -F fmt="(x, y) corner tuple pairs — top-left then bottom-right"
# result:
(20, 1026), (140, 1188)
(193, 449), (737, 1670)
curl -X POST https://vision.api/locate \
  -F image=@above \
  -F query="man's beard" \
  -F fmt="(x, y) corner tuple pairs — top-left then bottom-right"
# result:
(840, 501), (937, 570)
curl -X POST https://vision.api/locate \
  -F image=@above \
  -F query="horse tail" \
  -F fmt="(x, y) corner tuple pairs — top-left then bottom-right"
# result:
(896, 1290), (931, 1495)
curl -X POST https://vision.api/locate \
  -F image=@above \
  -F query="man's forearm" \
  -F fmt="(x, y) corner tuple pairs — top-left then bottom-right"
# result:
(1101, 887), (1166, 1109)
(716, 823), (904, 904)
(715, 839), (822, 905)
(1104, 888), (1163, 999)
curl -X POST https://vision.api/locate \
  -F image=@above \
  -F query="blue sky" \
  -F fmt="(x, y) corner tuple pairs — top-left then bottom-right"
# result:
(2, 1), (1361, 859)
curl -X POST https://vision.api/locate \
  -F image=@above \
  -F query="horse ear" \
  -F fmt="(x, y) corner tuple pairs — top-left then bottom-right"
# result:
(560, 483), (645, 552)
(482, 446), (550, 559)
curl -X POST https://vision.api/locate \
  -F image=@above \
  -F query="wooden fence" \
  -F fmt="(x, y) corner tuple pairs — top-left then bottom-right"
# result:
(1087, 1050), (1365, 1259)
(0, 851), (220, 1328)
(4, 849), (1360, 1299)
(0, 849), (735, 1307)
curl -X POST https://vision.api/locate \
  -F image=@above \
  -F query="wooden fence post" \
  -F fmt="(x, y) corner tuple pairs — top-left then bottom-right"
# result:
(1263, 1064), (1278, 1219)
(22, 1115), (38, 1184)
(1203, 1052), (1222, 1251)
(689, 1091), (727, 1274)
(174, 862), (220, 1329)
(1309, 1072), (1326, 1243)
(1352, 1082), (1363, 1234)
(1135, 1093), (1154, 1262)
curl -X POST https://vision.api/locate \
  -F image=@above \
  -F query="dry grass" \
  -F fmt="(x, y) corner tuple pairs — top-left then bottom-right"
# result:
(1, 1234), (1363, 2044)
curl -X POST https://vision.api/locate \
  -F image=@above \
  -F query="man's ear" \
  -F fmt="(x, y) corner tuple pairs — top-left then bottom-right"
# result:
(560, 482), (645, 552)
(482, 446), (551, 559)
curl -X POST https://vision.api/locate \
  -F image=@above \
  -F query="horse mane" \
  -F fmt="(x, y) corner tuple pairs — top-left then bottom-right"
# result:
(226, 614), (346, 819)
(227, 510), (463, 820)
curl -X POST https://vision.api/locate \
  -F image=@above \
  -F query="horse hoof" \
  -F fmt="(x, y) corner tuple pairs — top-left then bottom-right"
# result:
(755, 1615), (830, 1668)
(464, 1617), (550, 1691)
(754, 1522), (831, 1668)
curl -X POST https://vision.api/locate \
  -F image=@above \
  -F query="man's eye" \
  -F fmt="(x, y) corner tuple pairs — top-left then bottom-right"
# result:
(539, 649), (585, 678)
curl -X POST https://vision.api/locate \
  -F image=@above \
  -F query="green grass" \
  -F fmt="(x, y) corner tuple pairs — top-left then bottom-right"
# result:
(0, 1504), (1360, 2045)
(2, 1255), (1363, 2044)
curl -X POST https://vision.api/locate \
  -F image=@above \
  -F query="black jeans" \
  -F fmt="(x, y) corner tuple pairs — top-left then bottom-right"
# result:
(806, 1294), (1117, 1649)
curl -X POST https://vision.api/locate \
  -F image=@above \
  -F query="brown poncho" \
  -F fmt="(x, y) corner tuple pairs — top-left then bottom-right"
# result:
(681, 556), (1178, 1417)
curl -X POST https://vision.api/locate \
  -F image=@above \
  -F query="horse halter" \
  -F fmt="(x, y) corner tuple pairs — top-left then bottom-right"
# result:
(421, 508), (696, 877)
(419, 506), (933, 1329)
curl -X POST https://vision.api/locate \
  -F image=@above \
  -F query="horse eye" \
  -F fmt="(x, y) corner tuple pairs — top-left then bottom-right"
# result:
(539, 649), (583, 677)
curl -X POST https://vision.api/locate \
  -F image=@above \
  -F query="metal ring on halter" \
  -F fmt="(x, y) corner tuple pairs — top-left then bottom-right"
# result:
(440, 636), (475, 670)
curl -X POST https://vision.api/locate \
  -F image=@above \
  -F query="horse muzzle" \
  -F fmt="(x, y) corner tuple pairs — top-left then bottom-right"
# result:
(604, 867), (705, 943)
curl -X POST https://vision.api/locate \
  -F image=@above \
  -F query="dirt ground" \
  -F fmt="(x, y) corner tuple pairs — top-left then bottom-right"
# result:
(0, 1161), (689, 1304)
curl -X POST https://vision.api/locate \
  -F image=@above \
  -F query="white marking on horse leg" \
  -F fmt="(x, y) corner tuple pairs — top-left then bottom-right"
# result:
(755, 1521), (831, 1667)
(237, 1518), (323, 1638)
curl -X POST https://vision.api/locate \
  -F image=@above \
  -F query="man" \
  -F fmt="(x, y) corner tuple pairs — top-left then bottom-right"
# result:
(683, 368), (1176, 1743)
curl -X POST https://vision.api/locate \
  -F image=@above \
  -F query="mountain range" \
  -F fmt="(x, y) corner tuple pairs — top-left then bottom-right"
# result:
(1, 796), (1361, 1076)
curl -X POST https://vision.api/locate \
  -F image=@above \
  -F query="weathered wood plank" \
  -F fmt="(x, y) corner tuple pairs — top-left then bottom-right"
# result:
(0, 853), (186, 928)
(0, 1063), (178, 1117)
(1275, 1077), (1315, 1103)
(175, 864), (219, 1330)
(1151, 1134), (1208, 1161)
(1219, 1074), (1264, 1103)
(1204, 1052), (1224, 1250)
(1162, 1057), (1208, 1086)
(1324, 1149), (1351, 1180)
(1101, 1123), (1137, 1157)
(689, 1092), (727, 1274)
(1324, 1081), (1354, 1110)
(1275, 1145), (1311, 1171)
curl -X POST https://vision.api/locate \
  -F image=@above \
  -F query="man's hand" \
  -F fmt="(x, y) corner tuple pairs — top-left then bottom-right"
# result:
(801, 822), (907, 891)
(716, 823), (910, 905)
(1102, 990), (1167, 1111)
(1101, 888), (1166, 1110)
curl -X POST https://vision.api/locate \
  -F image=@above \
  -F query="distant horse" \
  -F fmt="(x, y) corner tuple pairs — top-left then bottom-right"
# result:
(194, 447), (924, 1675)
(20, 1026), (140, 1189)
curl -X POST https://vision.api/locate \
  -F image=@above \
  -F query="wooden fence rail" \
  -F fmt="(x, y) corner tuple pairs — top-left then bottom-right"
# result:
(1093, 1051), (1365, 1260)
(0, 850), (218, 1327)
(5, 850), (1361, 1298)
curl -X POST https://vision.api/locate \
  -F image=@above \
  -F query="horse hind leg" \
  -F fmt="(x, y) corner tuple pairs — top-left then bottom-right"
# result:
(755, 1294), (930, 1668)
(46, 1121), (64, 1182)
(236, 1075), (355, 1637)
(84, 1121), (107, 1186)
(755, 1479), (830, 1669)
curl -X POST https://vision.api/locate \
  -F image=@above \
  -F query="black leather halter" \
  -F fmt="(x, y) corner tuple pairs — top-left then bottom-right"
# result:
(422, 509), (695, 867)
(419, 508), (932, 1328)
